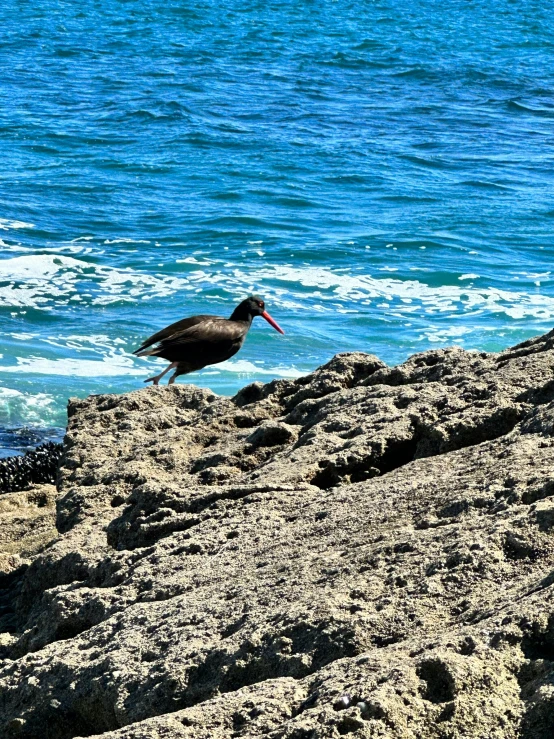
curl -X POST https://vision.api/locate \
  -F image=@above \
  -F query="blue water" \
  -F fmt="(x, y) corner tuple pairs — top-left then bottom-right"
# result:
(1, 0), (554, 450)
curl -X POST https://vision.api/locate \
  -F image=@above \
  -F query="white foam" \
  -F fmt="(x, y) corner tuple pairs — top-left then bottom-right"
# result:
(104, 239), (151, 244)
(63, 333), (112, 344)
(0, 387), (23, 398)
(2, 252), (554, 332)
(175, 257), (213, 265)
(0, 219), (34, 230)
(251, 265), (554, 321)
(0, 254), (80, 280)
(0, 352), (303, 381)
(0, 386), (57, 426)
(0, 254), (192, 308)
(219, 359), (304, 378)
(421, 326), (473, 343)
(0, 355), (142, 377)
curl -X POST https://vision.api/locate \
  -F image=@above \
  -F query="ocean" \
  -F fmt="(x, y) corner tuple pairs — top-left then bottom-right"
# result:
(1, 0), (554, 455)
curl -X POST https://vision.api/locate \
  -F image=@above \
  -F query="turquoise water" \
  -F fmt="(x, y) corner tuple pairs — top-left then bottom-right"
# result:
(1, 0), (554, 450)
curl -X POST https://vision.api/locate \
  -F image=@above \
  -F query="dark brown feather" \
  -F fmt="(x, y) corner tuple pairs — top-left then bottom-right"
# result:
(133, 314), (216, 355)
(136, 318), (249, 371)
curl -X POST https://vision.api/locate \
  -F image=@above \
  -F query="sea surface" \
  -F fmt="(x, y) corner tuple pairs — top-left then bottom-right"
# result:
(1, 0), (554, 454)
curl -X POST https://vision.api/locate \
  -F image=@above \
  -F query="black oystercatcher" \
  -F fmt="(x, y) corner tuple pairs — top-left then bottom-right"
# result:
(134, 295), (285, 385)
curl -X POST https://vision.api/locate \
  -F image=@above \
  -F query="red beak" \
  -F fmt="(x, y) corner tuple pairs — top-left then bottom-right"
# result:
(261, 310), (285, 334)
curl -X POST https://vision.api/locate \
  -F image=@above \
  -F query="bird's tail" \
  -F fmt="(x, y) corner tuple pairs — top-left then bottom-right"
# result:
(134, 347), (159, 358)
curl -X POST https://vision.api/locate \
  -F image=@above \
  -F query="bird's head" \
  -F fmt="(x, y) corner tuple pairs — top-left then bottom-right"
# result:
(234, 296), (285, 334)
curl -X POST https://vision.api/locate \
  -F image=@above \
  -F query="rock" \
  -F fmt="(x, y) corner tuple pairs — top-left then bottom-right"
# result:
(3, 335), (554, 736)
(0, 484), (57, 638)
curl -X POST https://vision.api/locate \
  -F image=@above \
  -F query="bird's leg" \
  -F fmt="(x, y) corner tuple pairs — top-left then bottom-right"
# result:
(169, 364), (192, 384)
(144, 361), (178, 385)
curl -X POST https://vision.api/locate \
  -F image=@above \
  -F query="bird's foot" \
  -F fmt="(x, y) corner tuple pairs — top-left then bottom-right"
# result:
(144, 375), (160, 385)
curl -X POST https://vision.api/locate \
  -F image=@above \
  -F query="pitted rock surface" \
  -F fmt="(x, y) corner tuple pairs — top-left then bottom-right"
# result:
(2, 334), (554, 737)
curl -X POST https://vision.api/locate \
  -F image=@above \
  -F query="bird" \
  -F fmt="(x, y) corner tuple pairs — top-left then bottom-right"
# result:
(133, 295), (285, 385)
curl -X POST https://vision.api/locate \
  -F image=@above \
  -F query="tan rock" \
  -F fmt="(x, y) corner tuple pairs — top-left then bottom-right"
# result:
(2, 334), (554, 737)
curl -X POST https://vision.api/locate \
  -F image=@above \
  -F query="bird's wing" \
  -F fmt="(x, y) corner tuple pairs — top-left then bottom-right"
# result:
(133, 315), (217, 354)
(159, 318), (246, 349)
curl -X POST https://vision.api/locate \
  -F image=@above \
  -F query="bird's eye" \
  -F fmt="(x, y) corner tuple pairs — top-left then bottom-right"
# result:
(258, 301), (264, 308)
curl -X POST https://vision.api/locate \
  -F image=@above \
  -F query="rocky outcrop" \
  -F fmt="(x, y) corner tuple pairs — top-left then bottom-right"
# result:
(0, 484), (57, 645)
(2, 331), (554, 737)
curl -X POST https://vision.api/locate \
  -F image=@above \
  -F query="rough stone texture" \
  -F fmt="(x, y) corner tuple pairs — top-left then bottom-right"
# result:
(0, 484), (57, 643)
(3, 333), (554, 737)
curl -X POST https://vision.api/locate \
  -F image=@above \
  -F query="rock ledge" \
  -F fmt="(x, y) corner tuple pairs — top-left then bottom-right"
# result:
(2, 333), (554, 738)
